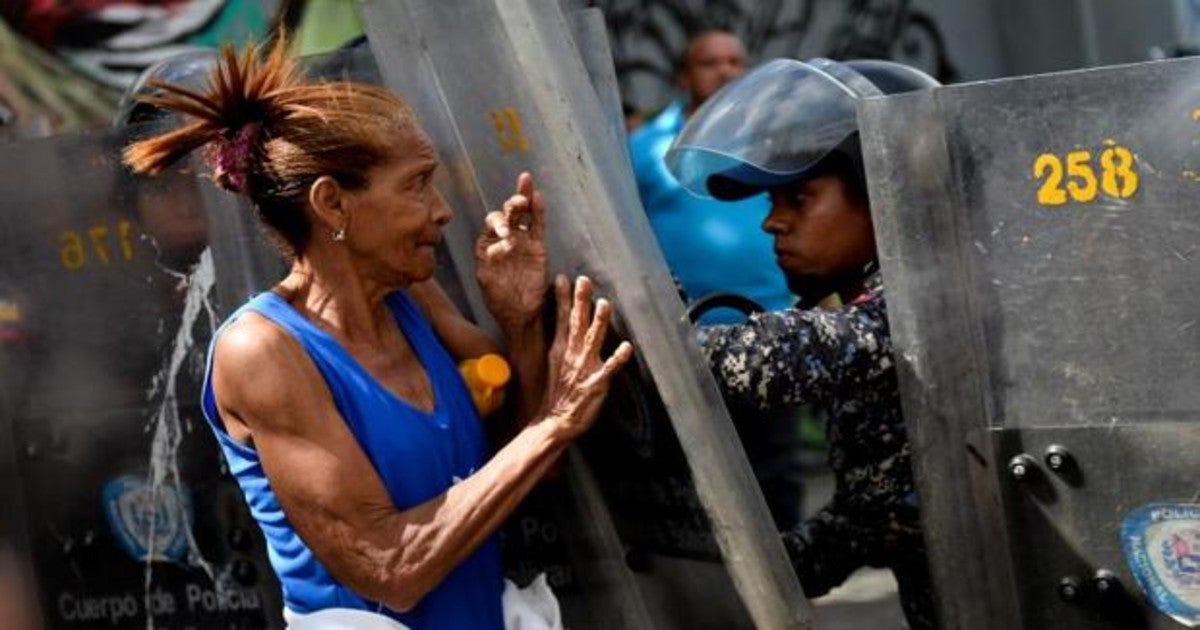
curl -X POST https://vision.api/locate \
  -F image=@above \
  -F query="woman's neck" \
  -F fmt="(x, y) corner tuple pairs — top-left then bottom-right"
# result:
(277, 253), (400, 347)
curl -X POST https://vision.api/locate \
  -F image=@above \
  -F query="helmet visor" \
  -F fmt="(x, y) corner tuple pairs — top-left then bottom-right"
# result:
(115, 49), (218, 128)
(665, 58), (865, 198)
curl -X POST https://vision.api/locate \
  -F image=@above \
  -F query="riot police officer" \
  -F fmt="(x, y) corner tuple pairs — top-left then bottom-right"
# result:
(667, 57), (941, 628)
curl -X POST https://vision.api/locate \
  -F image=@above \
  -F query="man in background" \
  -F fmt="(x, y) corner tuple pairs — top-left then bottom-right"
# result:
(629, 30), (802, 528)
(629, 30), (794, 324)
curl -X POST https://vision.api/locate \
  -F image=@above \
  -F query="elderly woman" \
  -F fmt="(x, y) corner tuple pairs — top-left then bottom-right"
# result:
(123, 42), (633, 629)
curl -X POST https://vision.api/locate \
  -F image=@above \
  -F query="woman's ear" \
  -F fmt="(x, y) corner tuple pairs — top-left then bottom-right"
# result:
(308, 175), (347, 232)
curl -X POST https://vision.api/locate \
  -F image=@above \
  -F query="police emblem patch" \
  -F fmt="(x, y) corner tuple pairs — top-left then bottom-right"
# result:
(1122, 503), (1200, 627)
(102, 475), (193, 564)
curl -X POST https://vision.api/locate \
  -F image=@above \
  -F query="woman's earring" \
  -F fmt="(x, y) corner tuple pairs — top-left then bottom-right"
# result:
(332, 227), (347, 242)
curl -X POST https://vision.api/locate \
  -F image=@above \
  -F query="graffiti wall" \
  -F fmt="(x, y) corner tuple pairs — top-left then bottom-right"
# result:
(0, 0), (278, 140)
(1, 0), (276, 88)
(595, 0), (959, 112)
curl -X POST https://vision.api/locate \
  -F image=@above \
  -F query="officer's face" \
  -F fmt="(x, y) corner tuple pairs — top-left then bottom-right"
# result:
(764, 175), (876, 304)
(681, 33), (747, 108)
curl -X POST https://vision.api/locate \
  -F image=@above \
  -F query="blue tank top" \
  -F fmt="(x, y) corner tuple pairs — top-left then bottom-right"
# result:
(629, 100), (794, 324)
(200, 291), (503, 629)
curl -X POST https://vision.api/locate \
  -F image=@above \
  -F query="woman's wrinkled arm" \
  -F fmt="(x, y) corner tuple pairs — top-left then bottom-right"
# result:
(499, 309), (548, 430)
(211, 278), (631, 613)
(407, 279), (499, 361)
(409, 277), (546, 429)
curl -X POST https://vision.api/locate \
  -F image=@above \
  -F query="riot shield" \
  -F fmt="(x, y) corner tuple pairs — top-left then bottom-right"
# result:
(0, 129), (285, 628)
(356, 1), (810, 628)
(860, 57), (1200, 629)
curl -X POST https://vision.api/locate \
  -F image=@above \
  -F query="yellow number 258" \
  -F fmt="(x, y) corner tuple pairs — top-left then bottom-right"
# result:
(1034, 142), (1139, 206)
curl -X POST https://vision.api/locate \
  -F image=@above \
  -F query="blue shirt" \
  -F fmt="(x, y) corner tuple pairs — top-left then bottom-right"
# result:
(629, 100), (793, 324)
(201, 291), (503, 629)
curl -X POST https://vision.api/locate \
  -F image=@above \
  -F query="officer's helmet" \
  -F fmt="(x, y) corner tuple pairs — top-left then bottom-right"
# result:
(666, 57), (938, 201)
(114, 49), (219, 132)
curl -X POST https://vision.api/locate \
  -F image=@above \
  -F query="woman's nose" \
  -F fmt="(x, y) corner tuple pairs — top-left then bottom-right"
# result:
(432, 189), (453, 225)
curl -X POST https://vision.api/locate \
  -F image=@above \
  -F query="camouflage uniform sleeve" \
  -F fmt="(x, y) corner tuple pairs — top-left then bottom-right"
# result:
(780, 503), (865, 597)
(694, 297), (893, 411)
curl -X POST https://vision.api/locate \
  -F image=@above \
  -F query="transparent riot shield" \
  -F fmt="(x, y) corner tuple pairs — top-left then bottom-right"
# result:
(0, 128), (284, 628)
(860, 57), (1200, 629)
(356, 2), (810, 628)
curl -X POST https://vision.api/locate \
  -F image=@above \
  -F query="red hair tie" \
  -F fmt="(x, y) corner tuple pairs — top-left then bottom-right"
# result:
(209, 122), (262, 194)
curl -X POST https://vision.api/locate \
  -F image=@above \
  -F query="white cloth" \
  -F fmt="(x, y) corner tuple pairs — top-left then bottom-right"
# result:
(283, 573), (562, 630)
(284, 606), (409, 629)
(503, 574), (563, 630)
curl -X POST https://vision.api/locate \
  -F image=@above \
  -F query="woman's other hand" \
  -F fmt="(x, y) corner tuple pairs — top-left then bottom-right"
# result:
(541, 275), (635, 440)
(476, 172), (549, 329)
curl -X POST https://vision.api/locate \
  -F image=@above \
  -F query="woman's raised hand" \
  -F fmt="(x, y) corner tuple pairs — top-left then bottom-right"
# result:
(540, 275), (635, 440)
(475, 171), (549, 329)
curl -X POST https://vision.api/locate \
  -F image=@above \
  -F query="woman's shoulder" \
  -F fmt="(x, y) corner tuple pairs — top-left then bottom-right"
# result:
(214, 311), (304, 377)
(210, 311), (330, 431)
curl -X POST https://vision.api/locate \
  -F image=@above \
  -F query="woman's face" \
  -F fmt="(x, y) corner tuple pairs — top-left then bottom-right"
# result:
(764, 174), (876, 304)
(341, 126), (453, 286)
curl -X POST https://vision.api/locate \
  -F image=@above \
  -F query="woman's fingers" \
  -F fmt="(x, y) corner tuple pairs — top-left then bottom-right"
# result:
(516, 172), (535, 200)
(485, 194), (530, 240)
(503, 193), (530, 221)
(553, 274), (571, 347)
(568, 276), (593, 353)
(482, 209), (519, 258)
(484, 210), (510, 240)
(582, 298), (612, 359)
(604, 341), (635, 374)
(486, 240), (516, 258)
(594, 341), (635, 385)
(567, 281), (633, 380)
(543, 275), (634, 432)
(507, 174), (535, 233)
(482, 173), (544, 249)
